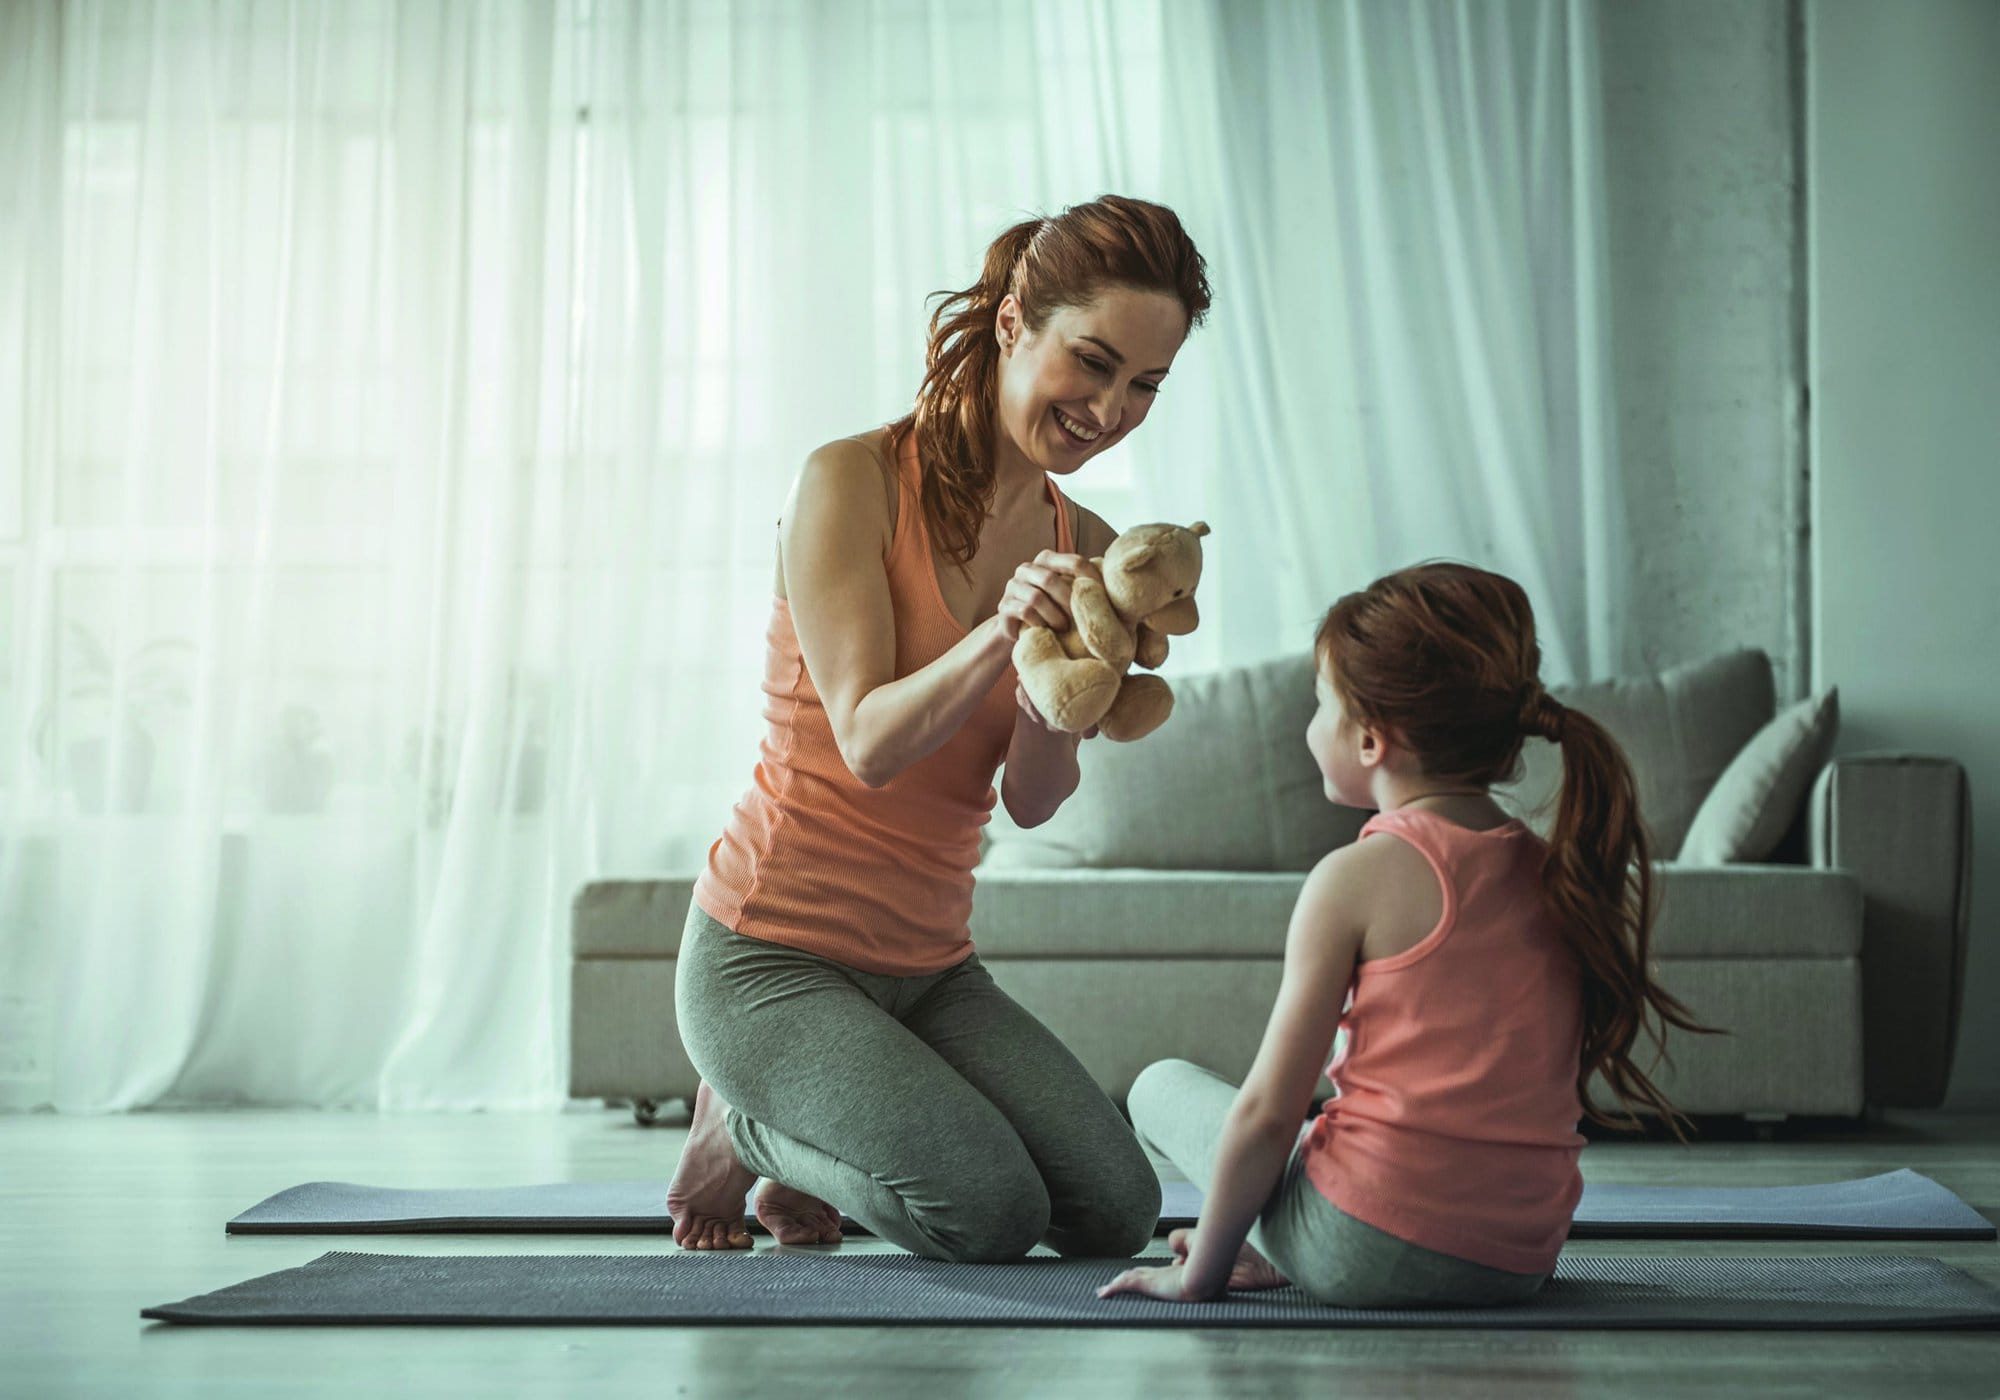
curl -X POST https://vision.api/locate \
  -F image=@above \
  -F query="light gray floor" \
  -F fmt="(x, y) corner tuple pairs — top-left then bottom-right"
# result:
(5, 1106), (1999, 1398)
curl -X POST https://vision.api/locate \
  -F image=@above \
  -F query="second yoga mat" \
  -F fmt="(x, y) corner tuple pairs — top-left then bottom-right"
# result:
(144, 1250), (2000, 1329)
(227, 1168), (1994, 1240)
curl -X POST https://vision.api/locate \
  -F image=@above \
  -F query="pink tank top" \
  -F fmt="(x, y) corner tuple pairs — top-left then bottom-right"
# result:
(693, 429), (1075, 976)
(1302, 806), (1586, 1274)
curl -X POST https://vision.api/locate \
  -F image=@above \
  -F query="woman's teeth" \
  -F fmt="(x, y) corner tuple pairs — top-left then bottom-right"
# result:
(1054, 407), (1101, 442)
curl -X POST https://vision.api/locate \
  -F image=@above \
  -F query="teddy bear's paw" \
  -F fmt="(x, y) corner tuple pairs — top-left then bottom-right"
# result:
(1097, 673), (1174, 742)
(1038, 664), (1121, 733)
(1014, 632), (1121, 733)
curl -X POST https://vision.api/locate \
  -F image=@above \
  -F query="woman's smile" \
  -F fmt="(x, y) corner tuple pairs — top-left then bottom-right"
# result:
(1052, 404), (1105, 450)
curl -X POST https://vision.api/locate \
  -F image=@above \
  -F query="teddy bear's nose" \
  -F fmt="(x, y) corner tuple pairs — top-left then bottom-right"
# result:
(1174, 588), (1184, 597)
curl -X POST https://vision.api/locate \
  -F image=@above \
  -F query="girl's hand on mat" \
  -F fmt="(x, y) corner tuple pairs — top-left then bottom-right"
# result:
(995, 551), (1104, 643)
(1096, 1262), (1209, 1304)
(1015, 681), (1098, 738)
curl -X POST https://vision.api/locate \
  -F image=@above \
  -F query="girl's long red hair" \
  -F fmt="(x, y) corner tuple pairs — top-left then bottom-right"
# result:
(1318, 562), (1722, 1136)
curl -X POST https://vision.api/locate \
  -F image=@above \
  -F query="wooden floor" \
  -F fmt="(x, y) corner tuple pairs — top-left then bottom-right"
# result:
(4, 1106), (1998, 1398)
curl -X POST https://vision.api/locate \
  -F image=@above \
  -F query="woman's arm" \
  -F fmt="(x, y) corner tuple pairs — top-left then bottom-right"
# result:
(1101, 845), (1366, 1303)
(997, 679), (1089, 827)
(998, 505), (1118, 825)
(783, 439), (1076, 789)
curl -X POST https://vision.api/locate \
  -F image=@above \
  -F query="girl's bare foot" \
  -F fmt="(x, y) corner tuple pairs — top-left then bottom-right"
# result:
(755, 1179), (845, 1245)
(664, 1082), (756, 1249)
(1168, 1227), (1290, 1290)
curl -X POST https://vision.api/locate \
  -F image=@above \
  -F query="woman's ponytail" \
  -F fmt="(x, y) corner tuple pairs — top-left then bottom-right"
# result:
(891, 217), (1043, 571)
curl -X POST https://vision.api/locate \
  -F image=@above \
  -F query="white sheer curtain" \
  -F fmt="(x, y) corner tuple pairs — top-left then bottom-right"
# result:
(1144, 0), (1629, 683)
(0, 0), (1623, 1112)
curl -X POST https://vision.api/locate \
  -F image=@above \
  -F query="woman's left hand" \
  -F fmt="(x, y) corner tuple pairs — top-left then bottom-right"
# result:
(1097, 1261), (1208, 1304)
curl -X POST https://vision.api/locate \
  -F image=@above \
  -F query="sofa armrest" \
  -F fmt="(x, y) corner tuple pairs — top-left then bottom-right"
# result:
(1807, 753), (1972, 1108)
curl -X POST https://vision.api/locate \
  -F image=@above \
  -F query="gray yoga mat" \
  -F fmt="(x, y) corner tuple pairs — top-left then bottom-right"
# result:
(143, 1250), (2000, 1329)
(226, 1168), (1994, 1241)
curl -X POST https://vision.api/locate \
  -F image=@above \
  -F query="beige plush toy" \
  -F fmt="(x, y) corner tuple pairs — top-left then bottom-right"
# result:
(1013, 520), (1210, 742)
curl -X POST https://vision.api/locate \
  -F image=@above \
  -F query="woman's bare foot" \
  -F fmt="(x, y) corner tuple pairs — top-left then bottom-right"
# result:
(755, 1179), (845, 1246)
(1168, 1227), (1290, 1290)
(664, 1082), (756, 1249)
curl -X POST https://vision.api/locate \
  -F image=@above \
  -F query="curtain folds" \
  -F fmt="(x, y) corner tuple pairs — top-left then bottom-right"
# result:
(0, 0), (1626, 1111)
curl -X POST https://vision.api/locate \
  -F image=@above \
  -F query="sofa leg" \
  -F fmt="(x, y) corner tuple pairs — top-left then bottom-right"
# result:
(1744, 1110), (1788, 1143)
(631, 1096), (692, 1128)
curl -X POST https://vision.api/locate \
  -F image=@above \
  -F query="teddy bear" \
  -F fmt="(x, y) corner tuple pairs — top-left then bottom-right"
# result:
(1012, 520), (1210, 742)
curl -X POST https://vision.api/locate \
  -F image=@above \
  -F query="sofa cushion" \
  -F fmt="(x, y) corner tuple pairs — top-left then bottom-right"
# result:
(572, 879), (697, 959)
(1679, 689), (1840, 864)
(1494, 648), (1776, 859)
(970, 869), (1308, 957)
(571, 862), (1859, 965)
(1643, 864), (1860, 959)
(980, 650), (1368, 872)
(964, 863), (1860, 961)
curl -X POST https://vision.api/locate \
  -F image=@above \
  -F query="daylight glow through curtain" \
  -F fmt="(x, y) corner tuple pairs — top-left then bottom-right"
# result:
(0, 0), (1623, 1111)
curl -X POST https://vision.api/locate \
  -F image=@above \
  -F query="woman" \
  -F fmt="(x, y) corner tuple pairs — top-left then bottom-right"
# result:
(666, 195), (1212, 1263)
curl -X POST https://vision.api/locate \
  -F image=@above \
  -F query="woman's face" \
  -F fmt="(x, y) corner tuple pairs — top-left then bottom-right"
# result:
(1307, 660), (1379, 808)
(993, 285), (1187, 474)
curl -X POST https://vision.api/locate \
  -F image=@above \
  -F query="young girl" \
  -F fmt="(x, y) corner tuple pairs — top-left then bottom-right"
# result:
(1100, 561), (1714, 1308)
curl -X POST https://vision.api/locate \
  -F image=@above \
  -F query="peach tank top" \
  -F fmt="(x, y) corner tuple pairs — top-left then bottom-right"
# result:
(1302, 806), (1587, 1275)
(693, 430), (1074, 977)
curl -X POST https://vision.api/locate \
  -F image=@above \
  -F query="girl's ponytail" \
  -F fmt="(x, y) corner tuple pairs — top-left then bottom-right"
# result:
(1529, 691), (1720, 1138)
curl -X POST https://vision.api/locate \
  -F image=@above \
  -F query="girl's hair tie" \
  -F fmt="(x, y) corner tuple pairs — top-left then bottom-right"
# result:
(1520, 686), (1567, 742)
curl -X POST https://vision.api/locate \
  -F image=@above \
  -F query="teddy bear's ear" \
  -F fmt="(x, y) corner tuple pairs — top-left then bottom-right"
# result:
(1123, 544), (1159, 569)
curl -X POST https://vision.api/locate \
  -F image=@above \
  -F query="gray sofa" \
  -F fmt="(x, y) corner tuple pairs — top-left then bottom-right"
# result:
(570, 648), (1970, 1123)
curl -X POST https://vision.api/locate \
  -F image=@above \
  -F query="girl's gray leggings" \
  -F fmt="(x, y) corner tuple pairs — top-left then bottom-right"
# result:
(1128, 1058), (1550, 1307)
(673, 905), (1159, 1263)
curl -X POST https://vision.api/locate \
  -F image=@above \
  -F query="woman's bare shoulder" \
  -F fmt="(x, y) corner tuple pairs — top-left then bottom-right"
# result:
(791, 429), (898, 528)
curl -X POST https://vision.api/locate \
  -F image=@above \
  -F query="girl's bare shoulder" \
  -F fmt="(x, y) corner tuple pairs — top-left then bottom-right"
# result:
(1339, 829), (1445, 959)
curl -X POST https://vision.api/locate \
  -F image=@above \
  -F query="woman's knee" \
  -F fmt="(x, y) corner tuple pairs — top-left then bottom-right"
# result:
(1077, 1174), (1162, 1259)
(915, 1159), (1052, 1263)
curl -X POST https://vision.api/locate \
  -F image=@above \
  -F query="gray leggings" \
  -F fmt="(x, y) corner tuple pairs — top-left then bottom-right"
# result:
(673, 905), (1159, 1263)
(1128, 1059), (1550, 1307)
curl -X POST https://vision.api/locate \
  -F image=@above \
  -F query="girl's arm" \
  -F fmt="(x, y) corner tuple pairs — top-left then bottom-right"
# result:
(784, 439), (1078, 788)
(1102, 846), (1365, 1302)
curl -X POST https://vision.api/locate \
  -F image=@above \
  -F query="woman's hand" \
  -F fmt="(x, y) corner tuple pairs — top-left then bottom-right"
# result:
(994, 551), (1106, 644)
(1096, 1261), (1211, 1305)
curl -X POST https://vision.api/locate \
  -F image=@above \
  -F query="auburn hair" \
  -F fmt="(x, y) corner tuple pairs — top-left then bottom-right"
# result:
(888, 195), (1211, 570)
(1315, 561), (1722, 1139)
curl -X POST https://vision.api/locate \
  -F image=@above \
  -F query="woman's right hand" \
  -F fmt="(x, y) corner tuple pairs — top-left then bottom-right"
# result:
(995, 550), (1104, 644)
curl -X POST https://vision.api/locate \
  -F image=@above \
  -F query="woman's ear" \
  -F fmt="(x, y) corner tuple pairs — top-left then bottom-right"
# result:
(996, 294), (1021, 354)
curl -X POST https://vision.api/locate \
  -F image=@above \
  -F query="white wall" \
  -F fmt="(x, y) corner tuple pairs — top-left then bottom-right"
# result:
(1600, 0), (1808, 698)
(1807, 0), (2000, 1107)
